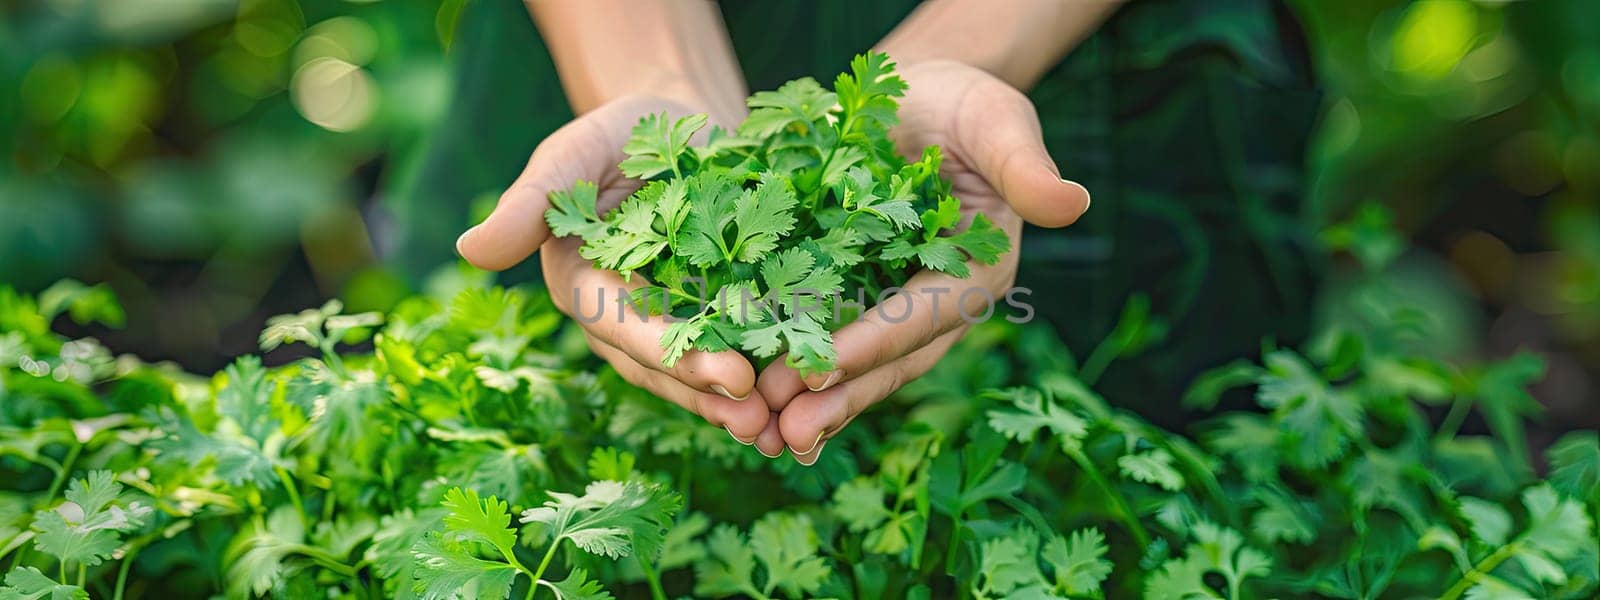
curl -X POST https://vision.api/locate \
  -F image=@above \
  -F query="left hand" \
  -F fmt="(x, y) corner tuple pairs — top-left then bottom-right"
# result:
(753, 59), (1092, 465)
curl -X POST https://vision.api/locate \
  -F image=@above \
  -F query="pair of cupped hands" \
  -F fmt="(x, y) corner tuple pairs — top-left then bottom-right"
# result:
(456, 60), (1090, 465)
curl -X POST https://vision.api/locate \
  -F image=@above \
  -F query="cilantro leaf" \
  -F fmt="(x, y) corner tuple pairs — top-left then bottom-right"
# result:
(577, 194), (668, 275)
(619, 112), (707, 179)
(676, 173), (744, 267)
(586, 447), (639, 482)
(31, 471), (149, 567)
(440, 487), (519, 558)
(1146, 522), (1271, 600)
(688, 514), (835, 599)
(1256, 350), (1363, 469)
(834, 52), (907, 134)
(369, 508), (447, 599)
(831, 477), (892, 534)
(542, 568), (613, 600)
(740, 77), (835, 139)
(730, 174), (799, 263)
(757, 247), (842, 316)
(985, 387), (1089, 452)
(545, 180), (609, 241)
(0, 567), (87, 600)
(1249, 488), (1318, 545)
(842, 167), (919, 231)
(748, 513), (831, 599)
(660, 315), (706, 368)
(1547, 431), (1599, 503)
(216, 355), (274, 442)
(1042, 528), (1112, 596)
(411, 532), (518, 600)
(972, 528), (1047, 599)
(1463, 352), (1546, 474)
(693, 524), (758, 598)
(882, 198), (1007, 278)
(519, 481), (680, 561)
(1117, 448), (1185, 491)
(740, 313), (835, 375)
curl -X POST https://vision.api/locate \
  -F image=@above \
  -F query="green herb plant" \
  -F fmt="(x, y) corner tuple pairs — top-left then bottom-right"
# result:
(0, 138), (1596, 600)
(544, 52), (1009, 375)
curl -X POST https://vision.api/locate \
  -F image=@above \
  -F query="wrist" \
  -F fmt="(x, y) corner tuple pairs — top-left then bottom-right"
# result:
(874, 0), (1122, 91)
(527, 0), (748, 126)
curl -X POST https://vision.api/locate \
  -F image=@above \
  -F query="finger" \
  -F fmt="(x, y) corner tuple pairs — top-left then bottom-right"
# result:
(782, 327), (965, 466)
(457, 115), (627, 271)
(956, 79), (1091, 228)
(794, 265), (1007, 393)
(756, 354), (806, 413)
(754, 413), (785, 459)
(547, 237), (756, 399)
(586, 333), (768, 440)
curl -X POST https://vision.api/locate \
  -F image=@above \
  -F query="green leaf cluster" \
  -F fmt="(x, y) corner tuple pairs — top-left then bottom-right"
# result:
(545, 53), (1009, 375)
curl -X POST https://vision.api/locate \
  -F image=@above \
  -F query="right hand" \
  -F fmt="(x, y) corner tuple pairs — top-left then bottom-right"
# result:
(455, 95), (782, 457)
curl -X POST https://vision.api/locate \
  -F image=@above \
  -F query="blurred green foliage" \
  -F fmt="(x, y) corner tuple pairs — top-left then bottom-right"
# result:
(0, 0), (1595, 426)
(1293, 0), (1600, 430)
(2, 0), (455, 367)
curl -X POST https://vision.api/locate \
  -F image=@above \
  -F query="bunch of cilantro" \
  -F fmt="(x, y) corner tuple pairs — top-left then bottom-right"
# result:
(545, 52), (1008, 375)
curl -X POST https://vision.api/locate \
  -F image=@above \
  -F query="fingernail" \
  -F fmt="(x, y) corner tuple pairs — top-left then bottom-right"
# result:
(756, 445), (782, 459)
(796, 440), (827, 467)
(455, 226), (477, 257)
(711, 384), (748, 401)
(788, 431), (825, 455)
(724, 425), (756, 446)
(806, 370), (841, 392)
(1062, 178), (1091, 211)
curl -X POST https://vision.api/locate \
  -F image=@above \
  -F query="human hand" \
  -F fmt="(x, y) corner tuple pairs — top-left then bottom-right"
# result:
(755, 59), (1091, 465)
(456, 95), (781, 456)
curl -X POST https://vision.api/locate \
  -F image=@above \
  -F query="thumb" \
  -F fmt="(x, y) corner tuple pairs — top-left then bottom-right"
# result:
(457, 117), (623, 271)
(960, 82), (1091, 228)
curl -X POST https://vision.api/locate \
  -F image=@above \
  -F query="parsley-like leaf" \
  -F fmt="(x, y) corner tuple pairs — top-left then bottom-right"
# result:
(0, 567), (87, 600)
(31, 471), (149, 568)
(519, 481), (680, 561)
(619, 112), (707, 179)
(1042, 528), (1113, 596)
(740, 77), (835, 139)
(546, 180), (608, 242)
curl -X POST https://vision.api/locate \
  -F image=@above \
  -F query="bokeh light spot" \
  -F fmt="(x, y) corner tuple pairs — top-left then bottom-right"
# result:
(295, 16), (379, 67)
(291, 57), (377, 132)
(1391, 0), (1479, 79)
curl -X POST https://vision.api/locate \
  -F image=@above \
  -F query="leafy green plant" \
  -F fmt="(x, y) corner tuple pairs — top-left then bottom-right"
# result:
(544, 53), (1009, 375)
(0, 212), (1594, 600)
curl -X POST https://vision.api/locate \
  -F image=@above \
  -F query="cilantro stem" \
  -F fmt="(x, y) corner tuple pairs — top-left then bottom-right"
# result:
(529, 538), (561, 589)
(275, 467), (307, 523)
(287, 544), (358, 577)
(1078, 336), (1122, 387)
(1067, 448), (1151, 548)
(113, 546), (137, 600)
(76, 564), (85, 587)
(636, 553), (667, 600)
(43, 442), (83, 503)
(1435, 394), (1471, 440)
(1438, 539), (1521, 600)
